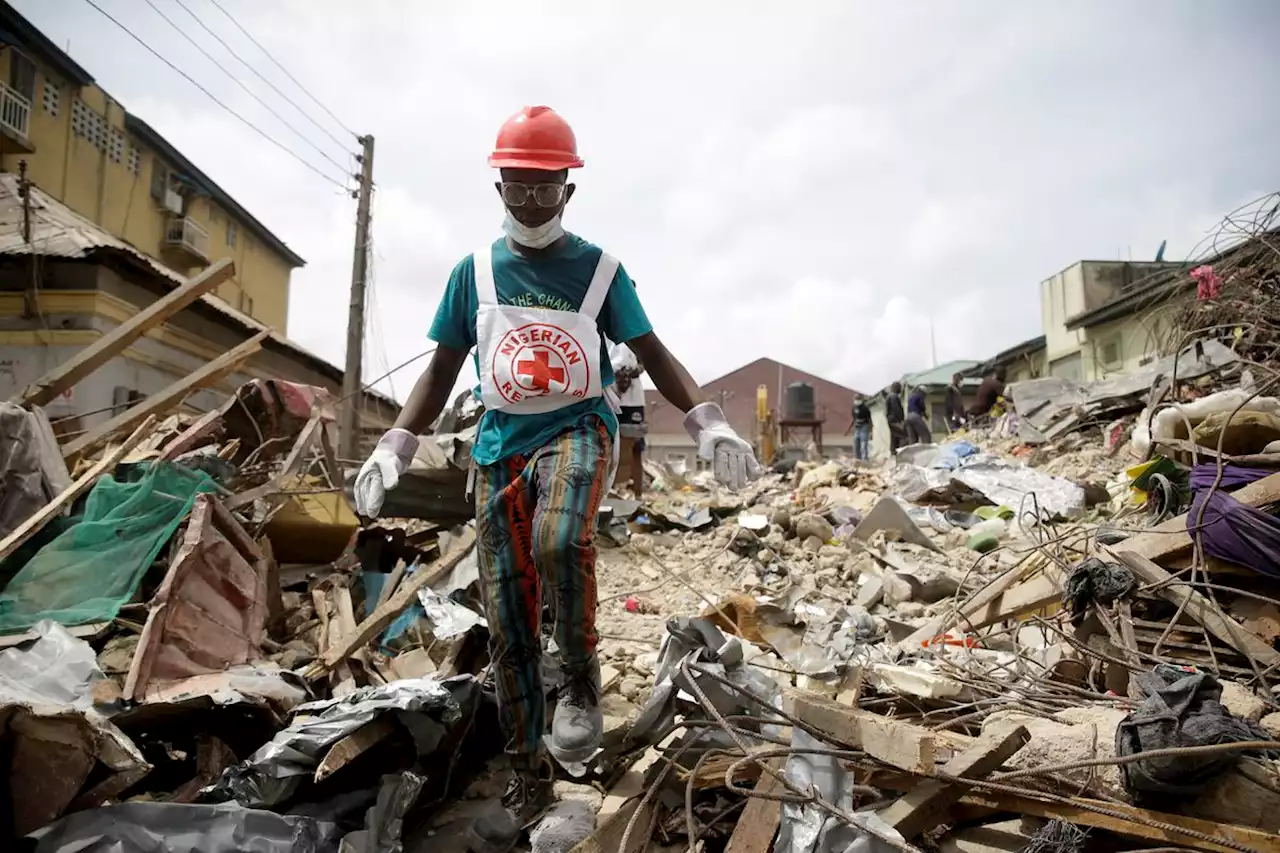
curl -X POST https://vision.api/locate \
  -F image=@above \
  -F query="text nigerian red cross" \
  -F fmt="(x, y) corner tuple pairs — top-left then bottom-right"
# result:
(516, 350), (565, 391)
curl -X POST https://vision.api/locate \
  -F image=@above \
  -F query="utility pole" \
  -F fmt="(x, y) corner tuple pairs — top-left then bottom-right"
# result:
(339, 134), (375, 459)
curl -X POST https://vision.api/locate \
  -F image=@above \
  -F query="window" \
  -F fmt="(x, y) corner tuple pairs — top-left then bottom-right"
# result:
(9, 51), (35, 102)
(226, 221), (238, 247)
(1099, 336), (1122, 369)
(71, 99), (107, 151)
(41, 80), (59, 116)
(666, 452), (688, 472)
(108, 128), (125, 163)
(238, 289), (254, 317)
(127, 145), (141, 175)
(695, 458), (712, 472)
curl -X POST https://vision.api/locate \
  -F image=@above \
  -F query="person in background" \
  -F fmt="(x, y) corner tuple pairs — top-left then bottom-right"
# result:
(846, 393), (872, 461)
(970, 367), (1006, 421)
(905, 384), (932, 445)
(885, 381), (906, 455)
(609, 339), (647, 495)
(944, 372), (966, 431)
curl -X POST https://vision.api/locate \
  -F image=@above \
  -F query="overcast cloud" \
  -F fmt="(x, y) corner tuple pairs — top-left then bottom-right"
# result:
(16, 0), (1280, 399)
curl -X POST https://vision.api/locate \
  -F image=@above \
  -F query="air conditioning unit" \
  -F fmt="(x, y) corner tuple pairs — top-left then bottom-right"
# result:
(163, 188), (183, 215)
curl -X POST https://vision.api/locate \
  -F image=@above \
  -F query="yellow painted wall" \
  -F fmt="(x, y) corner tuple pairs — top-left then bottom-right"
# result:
(0, 47), (295, 332)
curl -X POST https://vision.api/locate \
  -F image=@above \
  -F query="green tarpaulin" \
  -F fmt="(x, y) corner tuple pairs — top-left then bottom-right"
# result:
(0, 462), (217, 632)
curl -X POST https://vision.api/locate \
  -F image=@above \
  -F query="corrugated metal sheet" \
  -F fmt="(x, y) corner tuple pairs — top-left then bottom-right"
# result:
(0, 175), (396, 408)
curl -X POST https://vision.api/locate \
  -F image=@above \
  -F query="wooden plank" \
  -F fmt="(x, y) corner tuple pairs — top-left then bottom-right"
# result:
(787, 689), (971, 775)
(0, 415), (156, 562)
(313, 717), (396, 782)
(899, 553), (1052, 650)
(63, 330), (267, 461)
(959, 791), (1280, 853)
(373, 559), (407, 612)
(14, 259), (235, 407)
(1117, 470), (1280, 565)
(724, 760), (786, 853)
(877, 725), (1029, 840)
(1112, 549), (1280, 668)
(569, 797), (654, 853)
(303, 527), (477, 681)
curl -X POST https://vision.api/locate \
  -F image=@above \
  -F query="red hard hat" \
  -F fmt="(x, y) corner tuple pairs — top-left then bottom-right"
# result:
(489, 106), (584, 171)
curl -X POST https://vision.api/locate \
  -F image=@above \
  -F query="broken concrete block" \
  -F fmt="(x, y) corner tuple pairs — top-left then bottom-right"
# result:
(1220, 679), (1267, 722)
(802, 535), (825, 553)
(795, 513), (834, 543)
(1261, 712), (1280, 739)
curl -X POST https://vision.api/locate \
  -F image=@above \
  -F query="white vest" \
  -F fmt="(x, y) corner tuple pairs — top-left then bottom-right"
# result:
(474, 242), (619, 416)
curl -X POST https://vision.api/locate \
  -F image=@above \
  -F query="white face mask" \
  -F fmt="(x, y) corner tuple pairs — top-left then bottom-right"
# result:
(503, 211), (564, 249)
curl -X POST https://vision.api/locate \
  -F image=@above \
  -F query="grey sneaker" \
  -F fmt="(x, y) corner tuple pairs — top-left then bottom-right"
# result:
(467, 757), (555, 853)
(550, 660), (604, 764)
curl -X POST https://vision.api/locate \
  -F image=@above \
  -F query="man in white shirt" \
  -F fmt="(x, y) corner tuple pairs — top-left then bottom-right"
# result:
(609, 340), (647, 495)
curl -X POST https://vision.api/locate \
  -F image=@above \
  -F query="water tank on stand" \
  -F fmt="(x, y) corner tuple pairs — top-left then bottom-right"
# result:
(783, 382), (815, 420)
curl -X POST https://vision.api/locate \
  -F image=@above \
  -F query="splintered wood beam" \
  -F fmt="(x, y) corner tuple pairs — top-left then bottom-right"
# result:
(877, 725), (1030, 840)
(1112, 548), (1280, 669)
(62, 330), (267, 461)
(14, 259), (235, 407)
(302, 527), (477, 681)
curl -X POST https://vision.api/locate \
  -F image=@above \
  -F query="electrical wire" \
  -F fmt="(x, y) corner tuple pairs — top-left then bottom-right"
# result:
(140, 0), (353, 176)
(167, 0), (354, 154)
(204, 0), (360, 139)
(79, 0), (350, 191)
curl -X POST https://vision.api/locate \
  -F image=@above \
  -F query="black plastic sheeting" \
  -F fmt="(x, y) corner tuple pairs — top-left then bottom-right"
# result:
(22, 801), (342, 853)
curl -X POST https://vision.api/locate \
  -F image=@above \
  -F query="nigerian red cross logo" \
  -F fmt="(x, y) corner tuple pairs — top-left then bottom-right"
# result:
(517, 350), (564, 391)
(491, 322), (592, 405)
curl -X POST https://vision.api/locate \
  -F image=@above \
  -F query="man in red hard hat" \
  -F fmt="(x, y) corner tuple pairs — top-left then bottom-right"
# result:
(353, 105), (761, 852)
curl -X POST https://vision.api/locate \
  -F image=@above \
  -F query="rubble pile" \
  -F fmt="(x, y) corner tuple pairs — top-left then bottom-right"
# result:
(2, 317), (1280, 853)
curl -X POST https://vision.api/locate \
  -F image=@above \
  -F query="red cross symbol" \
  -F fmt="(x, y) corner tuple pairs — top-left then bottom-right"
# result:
(516, 349), (565, 391)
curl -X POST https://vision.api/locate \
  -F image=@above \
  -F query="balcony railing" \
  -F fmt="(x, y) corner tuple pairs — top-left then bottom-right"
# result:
(164, 215), (211, 264)
(0, 82), (31, 140)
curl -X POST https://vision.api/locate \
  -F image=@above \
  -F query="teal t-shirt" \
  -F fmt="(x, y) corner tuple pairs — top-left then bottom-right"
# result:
(428, 234), (654, 466)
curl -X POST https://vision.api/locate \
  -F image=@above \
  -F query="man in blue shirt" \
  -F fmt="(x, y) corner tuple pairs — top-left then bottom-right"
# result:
(906, 385), (933, 446)
(352, 106), (761, 852)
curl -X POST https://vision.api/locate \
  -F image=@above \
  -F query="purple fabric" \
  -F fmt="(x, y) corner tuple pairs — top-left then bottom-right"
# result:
(1187, 464), (1280, 577)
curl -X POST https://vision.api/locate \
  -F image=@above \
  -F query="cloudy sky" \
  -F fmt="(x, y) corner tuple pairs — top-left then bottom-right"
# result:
(16, 0), (1280, 399)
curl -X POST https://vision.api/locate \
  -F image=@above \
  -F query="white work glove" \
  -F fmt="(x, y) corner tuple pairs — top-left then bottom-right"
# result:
(353, 428), (419, 518)
(684, 402), (763, 490)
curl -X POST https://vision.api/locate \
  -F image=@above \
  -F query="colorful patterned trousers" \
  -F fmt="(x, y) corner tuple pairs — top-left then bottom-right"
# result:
(474, 416), (612, 759)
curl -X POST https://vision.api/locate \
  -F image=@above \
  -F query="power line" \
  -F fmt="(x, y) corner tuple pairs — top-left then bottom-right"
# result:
(167, 0), (353, 155)
(80, 0), (350, 191)
(204, 0), (359, 140)
(141, 0), (352, 175)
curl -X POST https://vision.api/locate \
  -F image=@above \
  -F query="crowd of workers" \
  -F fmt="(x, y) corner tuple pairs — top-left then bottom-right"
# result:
(845, 366), (1008, 461)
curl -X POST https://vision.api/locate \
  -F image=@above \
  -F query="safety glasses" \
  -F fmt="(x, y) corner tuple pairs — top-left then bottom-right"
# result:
(499, 182), (567, 208)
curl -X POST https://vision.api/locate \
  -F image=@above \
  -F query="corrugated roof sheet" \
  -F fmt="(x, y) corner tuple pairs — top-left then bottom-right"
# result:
(0, 174), (395, 408)
(902, 359), (982, 388)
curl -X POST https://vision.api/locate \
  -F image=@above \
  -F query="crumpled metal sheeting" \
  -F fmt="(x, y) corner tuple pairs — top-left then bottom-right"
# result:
(25, 800), (343, 853)
(889, 452), (1085, 520)
(206, 676), (465, 808)
(124, 494), (272, 701)
(629, 617), (786, 747)
(776, 729), (905, 853)
(950, 455), (1086, 520)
